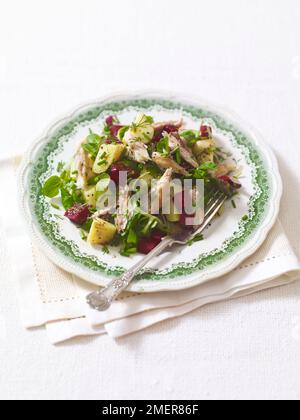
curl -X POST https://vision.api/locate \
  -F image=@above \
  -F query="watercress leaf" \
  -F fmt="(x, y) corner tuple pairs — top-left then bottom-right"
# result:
(81, 219), (93, 233)
(180, 130), (200, 146)
(60, 187), (75, 210)
(127, 228), (138, 245)
(200, 162), (217, 171)
(193, 161), (217, 179)
(175, 148), (182, 164)
(156, 136), (169, 156)
(82, 130), (101, 159)
(56, 161), (65, 173)
(42, 176), (62, 198)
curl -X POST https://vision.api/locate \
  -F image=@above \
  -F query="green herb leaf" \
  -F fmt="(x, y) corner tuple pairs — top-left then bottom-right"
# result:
(187, 233), (204, 246)
(82, 129), (102, 159)
(175, 148), (182, 164)
(50, 203), (61, 210)
(42, 176), (62, 198)
(156, 136), (170, 156)
(80, 229), (88, 240)
(193, 162), (217, 179)
(60, 187), (75, 210)
(56, 161), (65, 173)
(180, 130), (200, 147)
(81, 219), (93, 233)
(120, 211), (162, 256)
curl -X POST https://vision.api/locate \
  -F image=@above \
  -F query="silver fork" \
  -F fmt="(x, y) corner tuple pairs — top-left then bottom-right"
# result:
(87, 190), (227, 311)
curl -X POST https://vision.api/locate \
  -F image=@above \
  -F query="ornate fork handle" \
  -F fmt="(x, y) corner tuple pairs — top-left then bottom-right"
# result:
(87, 237), (174, 311)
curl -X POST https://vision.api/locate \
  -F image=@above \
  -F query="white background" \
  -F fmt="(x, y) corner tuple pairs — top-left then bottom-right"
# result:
(1, 0), (300, 400)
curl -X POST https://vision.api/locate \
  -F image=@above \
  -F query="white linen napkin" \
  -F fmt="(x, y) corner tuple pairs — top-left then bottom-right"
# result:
(1, 157), (300, 344)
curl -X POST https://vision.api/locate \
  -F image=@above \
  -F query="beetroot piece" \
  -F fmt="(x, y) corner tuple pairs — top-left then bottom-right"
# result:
(110, 124), (124, 137)
(138, 238), (158, 255)
(218, 175), (242, 189)
(65, 204), (90, 225)
(152, 128), (164, 143)
(105, 115), (114, 126)
(110, 163), (139, 184)
(153, 124), (178, 143)
(138, 230), (165, 254)
(164, 124), (178, 134)
(200, 124), (212, 139)
(151, 230), (165, 243)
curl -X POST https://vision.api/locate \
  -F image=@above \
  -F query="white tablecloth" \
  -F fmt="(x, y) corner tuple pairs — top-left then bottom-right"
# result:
(1, 0), (300, 400)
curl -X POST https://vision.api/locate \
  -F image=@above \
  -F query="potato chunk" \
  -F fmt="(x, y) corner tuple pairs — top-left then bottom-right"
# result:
(93, 144), (125, 174)
(87, 218), (117, 245)
(83, 186), (97, 208)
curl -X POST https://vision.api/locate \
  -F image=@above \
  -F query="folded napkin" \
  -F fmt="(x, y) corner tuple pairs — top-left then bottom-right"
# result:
(1, 157), (300, 344)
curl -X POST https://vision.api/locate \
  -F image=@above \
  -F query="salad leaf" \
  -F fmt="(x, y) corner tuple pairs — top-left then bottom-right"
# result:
(42, 165), (83, 210)
(156, 135), (169, 156)
(60, 187), (75, 210)
(180, 130), (200, 147)
(145, 162), (162, 178)
(193, 162), (217, 179)
(175, 148), (182, 164)
(81, 218), (93, 233)
(42, 176), (62, 198)
(120, 211), (160, 256)
(56, 161), (65, 174)
(82, 129), (101, 159)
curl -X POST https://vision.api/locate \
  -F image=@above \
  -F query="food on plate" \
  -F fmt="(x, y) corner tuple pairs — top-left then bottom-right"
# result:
(42, 113), (242, 255)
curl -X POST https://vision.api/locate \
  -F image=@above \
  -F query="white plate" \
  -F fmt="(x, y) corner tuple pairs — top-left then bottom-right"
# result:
(18, 92), (282, 292)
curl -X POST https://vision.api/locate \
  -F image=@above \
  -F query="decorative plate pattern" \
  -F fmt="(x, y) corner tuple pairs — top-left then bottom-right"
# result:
(18, 92), (282, 292)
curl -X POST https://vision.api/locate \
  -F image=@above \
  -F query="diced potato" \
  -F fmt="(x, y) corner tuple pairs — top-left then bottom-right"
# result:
(131, 113), (154, 144)
(87, 218), (117, 245)
(193, 140), (214, 160)
(199, 151), (215, 163)
(83, 186), (97, 208)
(123, 114), (154, 145)
(93, 144), (125, 174)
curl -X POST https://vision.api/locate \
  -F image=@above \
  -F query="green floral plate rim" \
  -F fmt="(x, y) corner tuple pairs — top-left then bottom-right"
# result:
(18, 92), (282, 292)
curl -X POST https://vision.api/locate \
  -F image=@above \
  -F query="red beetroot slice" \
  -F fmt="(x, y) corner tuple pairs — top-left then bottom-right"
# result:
(200, 124), (212, 139)
(164, 124), (178, 134)
(110, 124), (124, 137)
(153, 124), (178, 143)
(151, 230), (165, 242)
(138, 238), (158, 255)
(65, 204), (90, 225)
(110, 163), (139, 184)
(105, 115), (114, 126)
(138, 230), (165, 254)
